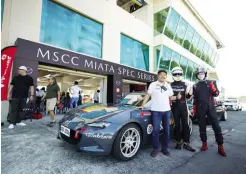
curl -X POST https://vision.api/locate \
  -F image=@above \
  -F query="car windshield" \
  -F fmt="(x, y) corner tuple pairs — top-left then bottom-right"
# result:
(120, 93), (151, 107)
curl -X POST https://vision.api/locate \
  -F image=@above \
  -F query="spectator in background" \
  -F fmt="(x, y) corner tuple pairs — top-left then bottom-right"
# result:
(36, 87), (46, 111)
(64, 92), (71, 112)
(7, 66), (34, 129)
(93, 90), (100, 103)
(41, 77), (60, 127)
(69, 81), (82, 108)
(77, 91), (82, 106)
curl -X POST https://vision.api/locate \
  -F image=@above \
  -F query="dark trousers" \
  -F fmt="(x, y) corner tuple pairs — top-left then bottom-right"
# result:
(172, 103), (190, 143)
(94, 100), (99, 103)
(8, 98), (27, 124)
(197, 103), (223, 145)
(152, 111), (171, 152)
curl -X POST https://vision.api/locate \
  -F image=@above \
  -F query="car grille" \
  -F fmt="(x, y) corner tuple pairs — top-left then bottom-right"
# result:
(60, 129), (81, 146)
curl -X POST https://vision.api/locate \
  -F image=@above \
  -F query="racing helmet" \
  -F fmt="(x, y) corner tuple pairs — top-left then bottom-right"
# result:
(171, 66), (183, 81)
(195, 66), (207, 81)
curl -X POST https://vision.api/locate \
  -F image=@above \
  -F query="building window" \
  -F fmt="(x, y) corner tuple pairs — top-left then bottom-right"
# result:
(40, 0), (103, 58)
(154, 8), (170, 36)
(157, 46), (172, 72)
(186, 60), (193, 81)
(182, 25), (195, 50)
(1, 0), (4, 28)
(170, 51), (181, 71)
(190, 32), (200, 54)
(207, 47), (214, 66)
(174, 17), (188, 45)
(164, 8), (180, 40)
(179, 56), (188, 79)
(120, 34), (149, 71)
(201, 42), (209, 62)
(195, 37), (205, 58)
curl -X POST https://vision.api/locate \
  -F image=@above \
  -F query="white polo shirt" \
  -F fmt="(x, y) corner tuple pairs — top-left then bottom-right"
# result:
(71, 85), (81, 98)
(148, 81), (174, 112)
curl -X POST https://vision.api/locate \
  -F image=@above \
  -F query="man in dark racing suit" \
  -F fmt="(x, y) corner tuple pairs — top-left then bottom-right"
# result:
(170, 67), (196, 152)
(193, 67), (227, 157)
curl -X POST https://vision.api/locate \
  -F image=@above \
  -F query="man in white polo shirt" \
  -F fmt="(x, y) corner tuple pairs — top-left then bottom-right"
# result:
(70, 81), (82, 108)
(140, 70), (174, 157)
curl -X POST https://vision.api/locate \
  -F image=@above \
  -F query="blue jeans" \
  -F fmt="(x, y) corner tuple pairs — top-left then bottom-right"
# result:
(70, 97), (79, 108)
(152, 111), (171, 152)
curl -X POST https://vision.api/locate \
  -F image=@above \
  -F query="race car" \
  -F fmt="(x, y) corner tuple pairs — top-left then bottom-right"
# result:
(57, 92), (193, 161)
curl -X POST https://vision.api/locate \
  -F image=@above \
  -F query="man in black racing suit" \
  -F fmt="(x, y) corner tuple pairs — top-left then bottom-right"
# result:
(193, 66), (227, 157)
(170, 67), (196, 152)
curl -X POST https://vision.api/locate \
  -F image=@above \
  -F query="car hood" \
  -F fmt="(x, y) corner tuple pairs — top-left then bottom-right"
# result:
(60, 103), (135, 129)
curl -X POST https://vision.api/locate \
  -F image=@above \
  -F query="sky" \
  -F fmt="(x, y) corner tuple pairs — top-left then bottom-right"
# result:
(190, 0), (246, 97)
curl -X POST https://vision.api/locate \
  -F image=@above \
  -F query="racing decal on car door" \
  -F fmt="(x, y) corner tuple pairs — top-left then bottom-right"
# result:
(147, 124), (153, 134)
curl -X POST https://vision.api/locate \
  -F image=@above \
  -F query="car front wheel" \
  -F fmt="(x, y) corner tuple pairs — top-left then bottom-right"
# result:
(113, 124), (141, 161)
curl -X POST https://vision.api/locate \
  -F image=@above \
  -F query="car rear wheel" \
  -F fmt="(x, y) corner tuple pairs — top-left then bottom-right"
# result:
(113, 124), (141, 161)
(221, 111), (227, 121)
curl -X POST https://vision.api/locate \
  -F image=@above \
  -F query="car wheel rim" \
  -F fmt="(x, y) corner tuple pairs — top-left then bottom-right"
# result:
(120, 128), (140, 158)
(189, 119), (193, 135)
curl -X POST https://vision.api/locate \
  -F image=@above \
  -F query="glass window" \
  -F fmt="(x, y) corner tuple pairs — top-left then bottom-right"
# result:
(154, 8), (170, 36)
(207, 47), (213, 65)
(164, 8), (180, 40)
(120, 34), (149, 71)
(40, 0), (103, 58)
(1, 0), (4, 28)
(179, 56), (188, 79)
(183, 25), (195, 50)
(190, 32), (200, 54)
(174, 17), (188, 45)
(158, 46), (172, 71)
(192, 64), (199, 82)
(211, 51), (217, 66)
(186, 60), (193, 81)
(196, 37), (205, 58)
(170, 51), (181, 71)
(201, 42), (209, 62)
(214, 53), (220, 67)
(154, 46), (161, 70)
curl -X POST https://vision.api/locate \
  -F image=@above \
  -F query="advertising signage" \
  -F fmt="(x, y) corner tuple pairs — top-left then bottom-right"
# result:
(15, 38), (156, 83)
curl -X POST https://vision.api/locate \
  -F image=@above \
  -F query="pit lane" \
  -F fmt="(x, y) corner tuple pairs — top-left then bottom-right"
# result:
(1, 111), (246, 174)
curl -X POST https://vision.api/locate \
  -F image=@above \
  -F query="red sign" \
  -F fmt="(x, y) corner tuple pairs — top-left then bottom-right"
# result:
(1, 46), (17, 101)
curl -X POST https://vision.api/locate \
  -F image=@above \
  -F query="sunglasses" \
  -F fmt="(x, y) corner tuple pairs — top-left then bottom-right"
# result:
(173, 73), (182, 77)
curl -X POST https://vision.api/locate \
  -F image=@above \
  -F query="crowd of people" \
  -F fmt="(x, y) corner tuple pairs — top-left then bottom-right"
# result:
(7, 65), (227, 158)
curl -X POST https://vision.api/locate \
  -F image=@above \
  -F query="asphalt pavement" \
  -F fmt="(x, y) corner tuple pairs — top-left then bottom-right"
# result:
(1, 110), (246, 174)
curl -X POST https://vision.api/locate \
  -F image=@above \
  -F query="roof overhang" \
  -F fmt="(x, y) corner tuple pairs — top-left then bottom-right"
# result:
(182, 0), (224, 49)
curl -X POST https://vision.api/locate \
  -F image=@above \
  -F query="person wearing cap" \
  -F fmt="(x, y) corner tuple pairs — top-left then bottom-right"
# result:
(41, 77), (60, 127)
(7, 66), (34, 129)
(193, 66), (227, 157)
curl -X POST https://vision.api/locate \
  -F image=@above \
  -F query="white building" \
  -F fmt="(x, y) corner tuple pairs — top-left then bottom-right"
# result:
(1, 0), (223, 121)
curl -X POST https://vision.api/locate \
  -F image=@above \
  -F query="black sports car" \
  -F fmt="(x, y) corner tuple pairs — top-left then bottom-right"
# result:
(57, 92), (193, 161)
(187, 99), (228, 123)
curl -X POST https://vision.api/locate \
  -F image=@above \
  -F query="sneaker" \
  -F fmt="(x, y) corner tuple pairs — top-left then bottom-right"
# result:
(200, 142), (208, 151)
(150, 151), (159, 158)
(175, 142), (182, 150)
(8, 124), (14, 129)
(218, 145), (227, 157)
(16, 122), (26, 126)
(161, 149), (170, 156)
(183, 143), (196, 152)
(47, 121), (55, 127)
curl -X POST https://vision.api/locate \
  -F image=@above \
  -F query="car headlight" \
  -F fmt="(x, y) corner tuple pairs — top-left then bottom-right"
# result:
(86, 122), (111, 128)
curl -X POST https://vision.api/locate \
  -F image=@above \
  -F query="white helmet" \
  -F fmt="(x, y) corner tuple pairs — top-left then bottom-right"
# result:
(171, 67), (183, 81)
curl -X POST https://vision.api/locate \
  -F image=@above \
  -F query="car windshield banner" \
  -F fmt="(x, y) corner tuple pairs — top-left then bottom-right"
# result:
(1, 46), (17, 101)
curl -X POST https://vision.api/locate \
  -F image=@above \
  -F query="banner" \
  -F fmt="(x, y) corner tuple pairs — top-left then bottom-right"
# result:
(1, 46), (17, 101)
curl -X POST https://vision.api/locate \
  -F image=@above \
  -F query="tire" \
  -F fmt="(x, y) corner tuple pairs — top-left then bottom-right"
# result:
(113, 123), (142, 161)
(221, 111), (227, 121)
(188, 117), (193, 135)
